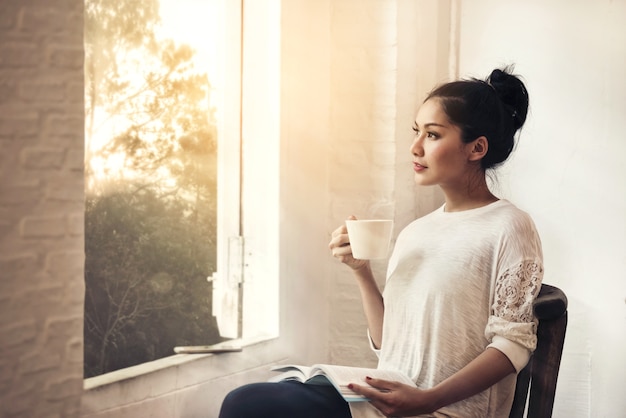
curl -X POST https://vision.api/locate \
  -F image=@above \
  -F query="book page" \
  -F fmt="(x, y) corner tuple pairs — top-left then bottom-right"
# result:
(315, 365), (414, 386)
(313, 364), (415, 402)
(268, 364), (313, 383)
(269, 364), (416, 402)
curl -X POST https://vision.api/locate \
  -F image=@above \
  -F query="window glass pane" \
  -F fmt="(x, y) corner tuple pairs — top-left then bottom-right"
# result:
(84, 0), (225, 378)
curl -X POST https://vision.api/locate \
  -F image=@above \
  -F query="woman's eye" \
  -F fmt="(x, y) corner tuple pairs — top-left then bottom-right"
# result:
(412, 126), (420, 134)
(427, 132), (438, 139)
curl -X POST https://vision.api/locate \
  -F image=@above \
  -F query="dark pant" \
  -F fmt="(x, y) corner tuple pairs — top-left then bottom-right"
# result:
(218, 381), (352, 418)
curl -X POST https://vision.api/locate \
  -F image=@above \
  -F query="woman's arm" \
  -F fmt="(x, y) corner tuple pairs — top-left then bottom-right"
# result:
(349, 347), (515, 417)
(329, 218), (385, 347)
(427, 347), (515, 409)
(351, 263), (384, 348)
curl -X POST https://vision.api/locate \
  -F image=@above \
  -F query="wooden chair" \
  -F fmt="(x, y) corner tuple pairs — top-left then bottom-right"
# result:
(509, 283), (568, 418)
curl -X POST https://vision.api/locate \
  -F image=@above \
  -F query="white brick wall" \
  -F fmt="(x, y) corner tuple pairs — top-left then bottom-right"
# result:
(327, 0), (449, 367)
(0, 0), (85, 417)
(328, 0), (399, 367)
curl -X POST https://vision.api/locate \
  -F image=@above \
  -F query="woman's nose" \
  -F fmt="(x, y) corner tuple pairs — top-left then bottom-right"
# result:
(410, 135), (424, 156)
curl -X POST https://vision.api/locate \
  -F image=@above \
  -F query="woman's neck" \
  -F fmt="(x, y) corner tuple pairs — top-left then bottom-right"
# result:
(440, 174), (498, 212)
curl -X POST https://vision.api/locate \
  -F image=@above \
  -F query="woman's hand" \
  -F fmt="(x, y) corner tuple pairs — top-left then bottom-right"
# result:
(328, 216), (369, 271)
(329, 216), (385, 347)
(348, 377), (438, 417)
(350, 348), (516, 417)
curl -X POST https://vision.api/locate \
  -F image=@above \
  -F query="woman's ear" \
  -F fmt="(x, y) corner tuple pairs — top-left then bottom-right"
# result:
(468, 136), (488, 161)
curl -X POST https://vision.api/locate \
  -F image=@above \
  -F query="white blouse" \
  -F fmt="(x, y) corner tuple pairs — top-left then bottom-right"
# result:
(350, 200), (543, 418)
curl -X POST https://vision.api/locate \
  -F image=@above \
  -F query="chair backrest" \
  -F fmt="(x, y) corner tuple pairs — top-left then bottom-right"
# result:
(509, 283), (568, 418)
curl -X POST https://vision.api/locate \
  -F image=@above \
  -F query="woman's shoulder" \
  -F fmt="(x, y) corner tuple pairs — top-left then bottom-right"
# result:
(406, 199), (538, 233)
(493, 201), (543, 257)
(432, 199), (535, 225)
(491, 200), (538, 229)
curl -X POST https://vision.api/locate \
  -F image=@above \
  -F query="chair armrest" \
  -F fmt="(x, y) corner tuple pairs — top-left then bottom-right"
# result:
(533, 283), (568, 320)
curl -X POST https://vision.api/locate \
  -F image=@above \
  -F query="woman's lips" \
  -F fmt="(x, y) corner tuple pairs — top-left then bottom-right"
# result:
(413, 162), (427, 172)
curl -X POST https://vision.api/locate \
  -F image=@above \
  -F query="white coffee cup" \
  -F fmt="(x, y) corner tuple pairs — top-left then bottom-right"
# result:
(345, 219), (393, 260)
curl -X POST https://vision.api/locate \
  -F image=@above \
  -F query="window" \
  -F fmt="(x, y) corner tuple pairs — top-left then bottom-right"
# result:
(83, 0), (279, 379)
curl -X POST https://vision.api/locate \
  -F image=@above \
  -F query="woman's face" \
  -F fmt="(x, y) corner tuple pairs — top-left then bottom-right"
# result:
(410, 98), (480, 188)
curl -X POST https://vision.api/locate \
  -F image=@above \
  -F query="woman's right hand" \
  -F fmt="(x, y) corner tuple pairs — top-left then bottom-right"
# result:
(328, 216), (369, 271)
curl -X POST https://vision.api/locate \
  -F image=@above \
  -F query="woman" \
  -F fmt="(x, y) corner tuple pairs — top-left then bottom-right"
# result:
(219, 67), (543, 418)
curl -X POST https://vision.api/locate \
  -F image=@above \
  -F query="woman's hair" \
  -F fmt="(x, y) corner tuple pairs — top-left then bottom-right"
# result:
(425, 66), (529, 170)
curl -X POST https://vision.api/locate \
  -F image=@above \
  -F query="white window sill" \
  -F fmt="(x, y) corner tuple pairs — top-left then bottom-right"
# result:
(82, 335), (286, 415)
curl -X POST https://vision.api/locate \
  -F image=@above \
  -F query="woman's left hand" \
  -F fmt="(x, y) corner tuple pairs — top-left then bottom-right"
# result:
(349, 377), (438, 417)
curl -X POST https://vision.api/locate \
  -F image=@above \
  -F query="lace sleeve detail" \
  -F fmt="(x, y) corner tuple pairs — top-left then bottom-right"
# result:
(492, 260), (543, 322)
(485, 260), (543, 363)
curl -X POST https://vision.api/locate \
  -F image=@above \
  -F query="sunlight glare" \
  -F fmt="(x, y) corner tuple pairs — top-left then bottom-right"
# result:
(87, 0), (221, 191)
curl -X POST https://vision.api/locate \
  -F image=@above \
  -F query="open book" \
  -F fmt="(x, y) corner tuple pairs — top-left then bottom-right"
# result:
(269, 364), (415, 402)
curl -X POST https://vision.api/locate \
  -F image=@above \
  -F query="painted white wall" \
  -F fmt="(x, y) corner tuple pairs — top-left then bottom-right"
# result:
(456, 1), (626, 416)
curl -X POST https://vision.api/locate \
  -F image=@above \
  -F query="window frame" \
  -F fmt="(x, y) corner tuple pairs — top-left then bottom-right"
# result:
(211, 0), (281, 343)
(83, 0), (281, 390)
(81, 0), (343, 413)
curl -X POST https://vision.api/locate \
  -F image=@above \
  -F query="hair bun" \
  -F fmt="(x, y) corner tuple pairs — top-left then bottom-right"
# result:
(487, 67), (529, 131)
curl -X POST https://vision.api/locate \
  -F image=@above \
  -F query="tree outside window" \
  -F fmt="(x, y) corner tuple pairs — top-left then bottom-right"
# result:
(83, 0), (225, 378)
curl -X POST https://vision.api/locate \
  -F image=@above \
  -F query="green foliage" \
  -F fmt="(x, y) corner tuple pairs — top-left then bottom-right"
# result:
(84, 0), (221, 378)
(84, 187), (220, 377)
